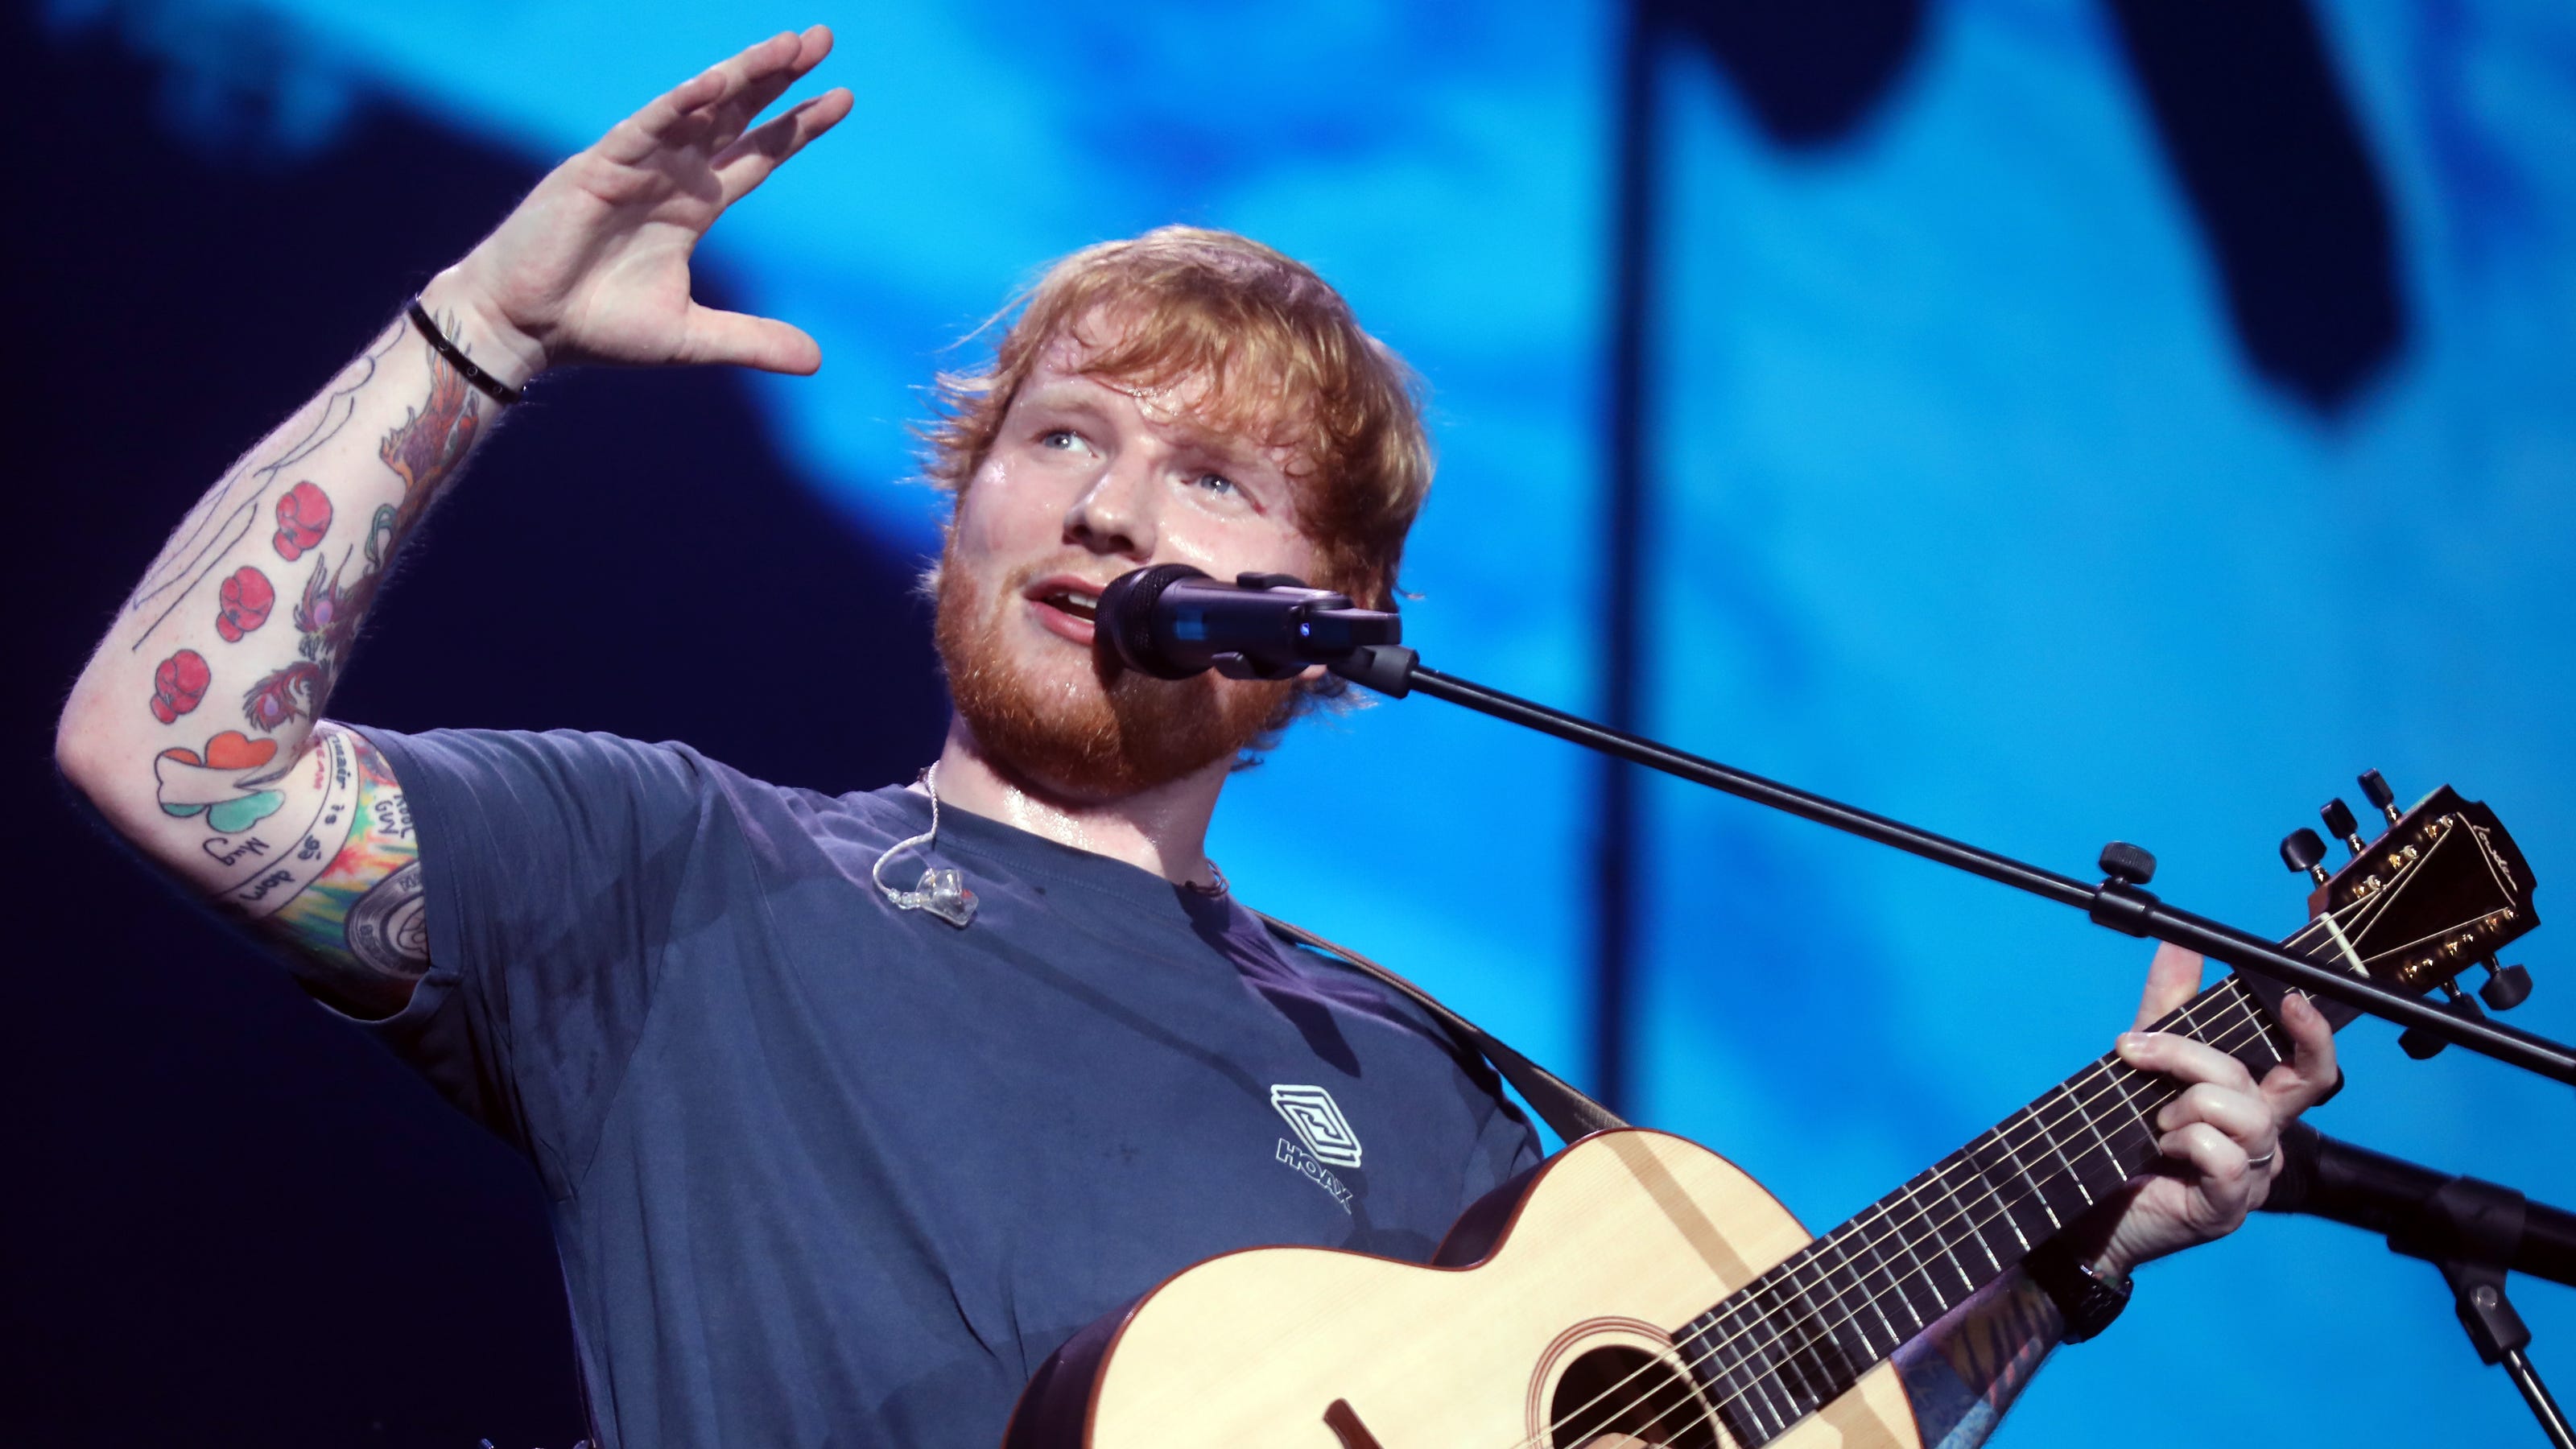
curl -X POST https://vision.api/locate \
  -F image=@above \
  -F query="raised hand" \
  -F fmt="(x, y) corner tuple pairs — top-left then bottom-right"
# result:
(430, 27), (854, 382)
(2091, 941), (2341, 1275)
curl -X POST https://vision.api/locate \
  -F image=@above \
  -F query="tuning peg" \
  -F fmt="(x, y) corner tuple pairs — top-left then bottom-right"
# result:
(2399, 1027), (2448, 1059)
(2099, 841), (2157, 886)
(2398, 983), (2487, 1060)
(2480, 961), (2535, 1012)
(2320, 799), (2368, 854)
(2281, 828), (2330, 885)
(2359, 769), (2401, 824)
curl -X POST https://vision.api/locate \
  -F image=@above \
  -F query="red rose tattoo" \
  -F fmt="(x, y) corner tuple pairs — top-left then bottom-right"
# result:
(151, 649), (211, 724)
(214, 567), (276, 642)
(273, 481), (332, 560)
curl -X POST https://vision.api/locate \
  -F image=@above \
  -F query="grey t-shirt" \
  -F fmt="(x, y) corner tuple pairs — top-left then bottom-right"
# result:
(354, 727), (1541, 1449)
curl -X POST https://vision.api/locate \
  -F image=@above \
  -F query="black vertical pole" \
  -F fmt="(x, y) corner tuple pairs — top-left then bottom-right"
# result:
(1596, 0), (1657, 1118)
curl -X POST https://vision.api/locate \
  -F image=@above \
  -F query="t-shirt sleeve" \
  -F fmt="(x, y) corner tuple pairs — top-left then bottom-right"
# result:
(344, 725), (724, 1195)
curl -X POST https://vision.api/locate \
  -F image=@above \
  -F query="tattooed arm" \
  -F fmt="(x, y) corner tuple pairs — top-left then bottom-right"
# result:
(55, 295), (498, 1012)
(1893, 1269), (2063, 1449)
(54, 28), (851, 1011)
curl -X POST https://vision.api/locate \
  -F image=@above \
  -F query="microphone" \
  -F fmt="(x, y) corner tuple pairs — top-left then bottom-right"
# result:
(2261, 1121), (2576, 1289)
(1094, 564), (1401, 681)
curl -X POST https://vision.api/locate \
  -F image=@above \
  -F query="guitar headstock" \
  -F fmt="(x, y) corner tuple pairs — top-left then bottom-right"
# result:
(2277, 773), (2541, 1046)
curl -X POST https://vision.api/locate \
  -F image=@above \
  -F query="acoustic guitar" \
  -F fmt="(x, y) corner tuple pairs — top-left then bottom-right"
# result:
(1005, 778), (2541, 1447)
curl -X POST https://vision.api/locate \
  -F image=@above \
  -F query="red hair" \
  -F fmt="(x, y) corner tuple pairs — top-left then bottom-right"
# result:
(922, 226), (1432, 611)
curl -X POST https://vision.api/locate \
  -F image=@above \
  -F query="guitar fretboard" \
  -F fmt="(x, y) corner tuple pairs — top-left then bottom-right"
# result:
(1672, 974), (2290, 1447)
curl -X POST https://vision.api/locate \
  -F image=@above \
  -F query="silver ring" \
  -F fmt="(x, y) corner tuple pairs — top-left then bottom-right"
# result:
(2247, 1149), (2278, 1170)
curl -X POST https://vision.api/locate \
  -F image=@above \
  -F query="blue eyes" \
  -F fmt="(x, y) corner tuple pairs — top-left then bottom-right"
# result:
(1034, 430), (1244, 501)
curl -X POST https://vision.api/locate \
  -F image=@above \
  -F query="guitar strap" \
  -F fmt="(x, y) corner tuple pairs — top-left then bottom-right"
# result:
(1254, 911), (1630, 1142)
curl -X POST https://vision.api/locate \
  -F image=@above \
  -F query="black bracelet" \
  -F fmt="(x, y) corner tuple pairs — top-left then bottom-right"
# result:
(2024, 1240), (2132, 1344)
(406, 299), (524, 407)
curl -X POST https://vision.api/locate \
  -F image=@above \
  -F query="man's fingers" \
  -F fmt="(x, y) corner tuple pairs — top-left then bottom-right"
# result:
(2260, 989), (2341, 1113)
(607, 29), (818, 161)
(2132, 942), (2204, 1030)
(2159, 1121), (2256, 1203)
(676, 306), (823, 375)
(2116, 1028), (2256, 1094)
(713, 91), (855, 208)
(706, 26), (838, 148)
(2153, 1080), (2272, 1148)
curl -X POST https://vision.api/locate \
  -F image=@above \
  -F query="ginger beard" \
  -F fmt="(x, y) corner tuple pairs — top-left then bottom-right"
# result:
(934, 534), (1299, 800)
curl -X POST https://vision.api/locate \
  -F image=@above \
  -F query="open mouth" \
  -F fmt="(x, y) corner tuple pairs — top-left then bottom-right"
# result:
(1038, 587), (1099, 623)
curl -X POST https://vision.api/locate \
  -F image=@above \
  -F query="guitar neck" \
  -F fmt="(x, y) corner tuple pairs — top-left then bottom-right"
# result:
(1676, 972), (2291, 1447)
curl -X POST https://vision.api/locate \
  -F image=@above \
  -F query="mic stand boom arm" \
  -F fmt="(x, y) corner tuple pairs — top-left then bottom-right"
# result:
(2264, 1123), (2576, 1447)
(1327, 645), (2576, 1088)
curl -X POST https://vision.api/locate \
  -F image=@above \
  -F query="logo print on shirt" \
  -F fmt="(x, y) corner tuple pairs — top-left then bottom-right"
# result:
(1270, 1084), (1362, 1168)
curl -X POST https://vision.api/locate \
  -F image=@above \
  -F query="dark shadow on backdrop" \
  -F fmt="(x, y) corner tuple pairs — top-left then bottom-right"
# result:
(1593, 0), (2410, 1108)
(2101, 0), (2408, 415)
(1644, 0), (2408, 411)
(8, 6), (947, 1444)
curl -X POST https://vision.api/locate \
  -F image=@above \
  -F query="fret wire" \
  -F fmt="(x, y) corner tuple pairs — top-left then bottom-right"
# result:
(1709, 1301), (1791, 1440)
(1640, 994), (2287, 1445)
(2021, 1092), (2095, 1216)
(1760, 1277), (1827, 1421)
(1884, 1157), (1993, 1304)
(1733, 1323), (1790, 1441)
(1829, 1194), (1941, 1335)
(1868, 1195), (1938, 1332)
(1992, 1105), (2065, 1234)
(1793, 1243), (1871, 1366)
(2051, 1075), (2125, 1188)
(1969, 1124), (2041, 1253)
(1805, 1250), (1881, 1368)
(1834, 1200), (1913, 1344)
(1706, 1324), (1777, 1445)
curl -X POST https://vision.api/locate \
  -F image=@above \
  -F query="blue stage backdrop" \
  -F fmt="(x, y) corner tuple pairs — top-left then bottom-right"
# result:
(19, 1), (2576, 1445)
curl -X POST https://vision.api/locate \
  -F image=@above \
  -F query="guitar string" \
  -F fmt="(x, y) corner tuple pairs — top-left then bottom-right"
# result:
(1587, 989), (2285, 1449)
(1530, 890), (2367, 1447)
(1520, 977), (2297, 1449)
(1644, 984), (2289, 1447)
(1630, 989), (2292, 1449)
(1613, 832), (2484, 1445)
(1509, 992), (2274, 1449)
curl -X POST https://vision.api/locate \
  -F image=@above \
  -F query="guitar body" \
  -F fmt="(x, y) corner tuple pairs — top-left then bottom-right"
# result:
(1005, 1129), (1922, 1449)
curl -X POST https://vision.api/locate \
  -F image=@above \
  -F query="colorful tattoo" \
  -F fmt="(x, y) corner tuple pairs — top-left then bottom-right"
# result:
(237, 335), (483, 733)
(214, 565), (275, 642)
(272, 481), (332, 560)
(149, 648), (211, 723)
(263, 727), (427, 993)
(197, 725), (360, 917)
(126, 326), (395, 650)
(1893, 1269), (2062, 1449)
(155, 729), (287, 835)
(378, 344), (481, 523)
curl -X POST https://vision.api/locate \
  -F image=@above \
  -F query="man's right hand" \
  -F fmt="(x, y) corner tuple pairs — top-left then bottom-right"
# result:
(58, 27), (851, 1016)
(431, 27), (853, 385)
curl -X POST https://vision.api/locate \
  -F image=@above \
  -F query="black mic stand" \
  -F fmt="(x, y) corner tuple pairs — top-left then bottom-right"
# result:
(2267, 1125), (2576, 1445)
(2440, 1204), (2574, 1447)
(1323, 644), (2576, 1086)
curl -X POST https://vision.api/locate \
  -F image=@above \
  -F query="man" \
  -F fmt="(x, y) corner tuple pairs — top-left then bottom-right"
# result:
(58, 27), (2336, 1449)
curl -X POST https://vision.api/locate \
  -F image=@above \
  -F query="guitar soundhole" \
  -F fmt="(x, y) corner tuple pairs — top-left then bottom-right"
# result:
(1547, 1345), (1722, 1449)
